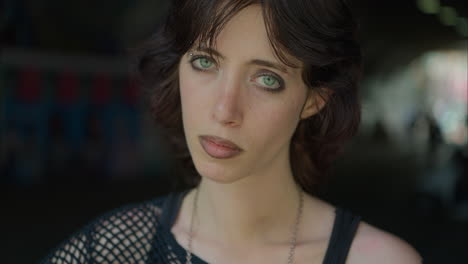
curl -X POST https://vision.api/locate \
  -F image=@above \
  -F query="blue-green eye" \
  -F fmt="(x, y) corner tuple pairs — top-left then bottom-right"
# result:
(254, 73), (283, 91)
(190, 55), (215, 71)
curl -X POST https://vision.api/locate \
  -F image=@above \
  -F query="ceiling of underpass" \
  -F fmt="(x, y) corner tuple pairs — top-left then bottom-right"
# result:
(1, 0), (466, 74)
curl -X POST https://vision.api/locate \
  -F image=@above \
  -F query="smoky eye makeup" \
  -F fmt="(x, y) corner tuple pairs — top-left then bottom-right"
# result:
(186, 52), (286, 93)
(251, 71), (285, 92)
(188, 54), (217, 72)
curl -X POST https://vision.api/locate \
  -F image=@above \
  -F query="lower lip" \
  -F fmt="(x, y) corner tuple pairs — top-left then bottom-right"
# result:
(199, 137), (242, 159)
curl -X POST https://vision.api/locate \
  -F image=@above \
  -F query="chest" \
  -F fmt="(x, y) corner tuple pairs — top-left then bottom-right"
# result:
(246, 241), (329, 264)
(173, 229), (330, 264)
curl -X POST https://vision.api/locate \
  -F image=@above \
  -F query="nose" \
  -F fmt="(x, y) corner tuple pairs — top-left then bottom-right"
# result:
(212, 74), (244, 127)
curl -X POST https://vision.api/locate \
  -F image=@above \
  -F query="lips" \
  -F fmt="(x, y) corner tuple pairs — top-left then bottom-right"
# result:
(199, 135), (243, 159)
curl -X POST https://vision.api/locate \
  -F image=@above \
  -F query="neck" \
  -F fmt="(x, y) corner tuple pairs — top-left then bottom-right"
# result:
(193, 161), (301, 246)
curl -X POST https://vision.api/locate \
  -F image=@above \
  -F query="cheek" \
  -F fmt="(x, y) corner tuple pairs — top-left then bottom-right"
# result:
(179, 68), (208, 120)
(248, 99), (302, 150)
(260, 88), (305, 130)
(179, 67), (193, 108)
(179, 68), (202, 136)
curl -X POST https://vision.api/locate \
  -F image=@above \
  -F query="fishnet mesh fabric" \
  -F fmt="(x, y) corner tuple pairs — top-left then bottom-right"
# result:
(40, 198), (187, 264)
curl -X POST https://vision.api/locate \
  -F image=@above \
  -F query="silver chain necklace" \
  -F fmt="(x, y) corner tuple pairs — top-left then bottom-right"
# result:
(185, 186), (304, 264)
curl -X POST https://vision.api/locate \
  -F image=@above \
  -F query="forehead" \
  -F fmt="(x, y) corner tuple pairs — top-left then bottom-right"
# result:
(193, 4), (302, 70)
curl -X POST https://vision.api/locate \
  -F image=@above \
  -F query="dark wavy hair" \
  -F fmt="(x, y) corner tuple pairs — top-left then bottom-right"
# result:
(135, 0), (362, 195)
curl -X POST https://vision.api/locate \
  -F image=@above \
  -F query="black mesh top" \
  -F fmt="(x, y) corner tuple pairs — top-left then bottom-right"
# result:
(39, 189), (361, 264)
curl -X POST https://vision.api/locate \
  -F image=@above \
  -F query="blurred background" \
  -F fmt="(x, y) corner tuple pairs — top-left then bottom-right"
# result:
(1, 0), (467, 263)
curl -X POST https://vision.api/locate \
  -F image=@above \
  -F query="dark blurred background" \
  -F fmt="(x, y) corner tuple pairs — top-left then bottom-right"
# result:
(1, 0), (467, 263)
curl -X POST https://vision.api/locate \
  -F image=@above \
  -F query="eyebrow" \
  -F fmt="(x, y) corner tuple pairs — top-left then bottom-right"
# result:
(192, 46), (289, 74)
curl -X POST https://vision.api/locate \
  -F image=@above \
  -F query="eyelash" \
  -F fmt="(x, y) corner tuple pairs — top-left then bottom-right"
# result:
(188, 54), (285, 92)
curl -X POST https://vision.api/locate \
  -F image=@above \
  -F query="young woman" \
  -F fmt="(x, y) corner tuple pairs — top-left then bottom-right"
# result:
(41, 0), (423, 263)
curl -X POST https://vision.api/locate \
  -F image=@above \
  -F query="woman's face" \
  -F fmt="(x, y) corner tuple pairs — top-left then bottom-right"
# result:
(178, 4), (320, 183)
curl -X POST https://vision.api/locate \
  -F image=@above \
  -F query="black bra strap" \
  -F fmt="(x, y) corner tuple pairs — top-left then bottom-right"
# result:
(322, 207), (362, 264)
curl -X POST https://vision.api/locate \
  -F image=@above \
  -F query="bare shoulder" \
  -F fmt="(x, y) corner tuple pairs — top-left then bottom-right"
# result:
(346, 221), (423, 264)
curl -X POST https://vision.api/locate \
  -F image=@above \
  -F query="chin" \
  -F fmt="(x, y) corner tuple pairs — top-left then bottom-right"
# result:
(192, 155), (245, 184)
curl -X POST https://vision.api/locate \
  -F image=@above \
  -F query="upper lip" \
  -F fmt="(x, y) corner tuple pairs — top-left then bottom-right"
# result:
(200, 135), (243, 151)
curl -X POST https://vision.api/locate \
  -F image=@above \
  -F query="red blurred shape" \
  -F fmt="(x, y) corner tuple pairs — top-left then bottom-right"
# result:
(18, 68), (41, 103)
(124, 77), (139, 105)
(92, 73), (111, 105)
(58, 71), (79, 104)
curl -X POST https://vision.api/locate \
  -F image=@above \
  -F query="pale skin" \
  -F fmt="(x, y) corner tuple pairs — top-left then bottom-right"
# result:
(172, 4), (422, 264)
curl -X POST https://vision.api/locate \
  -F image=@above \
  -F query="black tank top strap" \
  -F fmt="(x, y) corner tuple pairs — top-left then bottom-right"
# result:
(159, 189), (190, 228)
(322, 207), (362, 264)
